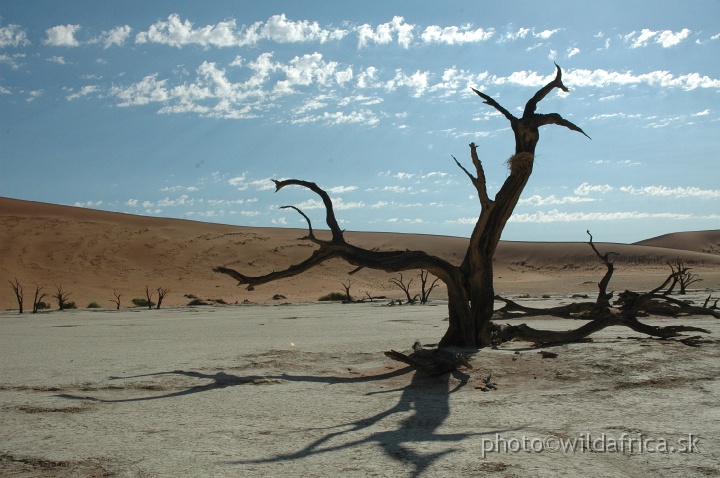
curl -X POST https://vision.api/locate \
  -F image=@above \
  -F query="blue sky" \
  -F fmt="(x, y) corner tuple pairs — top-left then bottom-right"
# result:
(1, 1), (718, 243)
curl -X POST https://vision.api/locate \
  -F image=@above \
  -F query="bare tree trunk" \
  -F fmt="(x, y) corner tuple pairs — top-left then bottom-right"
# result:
(9, 279), (23, 314)
(52, 285), (71, 311)
(145, 286), (153, 310)
(111, 290), (122, 310)
(33, 285), (46, 314)
(156, 288), (169, 309)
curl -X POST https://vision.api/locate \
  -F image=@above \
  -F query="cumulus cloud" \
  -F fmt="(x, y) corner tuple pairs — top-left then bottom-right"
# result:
(357, 16), (414, 48)
(625, 28), (691, 48)
(0, 23), (30, 47)
(421, 24), (494, 44)
(135, 13), (348, 48)
(44, 24), (81, 46)
(95, 25), (132, 48)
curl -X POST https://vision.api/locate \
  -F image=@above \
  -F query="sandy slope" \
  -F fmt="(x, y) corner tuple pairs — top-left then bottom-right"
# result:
(2, 196), (719, 311)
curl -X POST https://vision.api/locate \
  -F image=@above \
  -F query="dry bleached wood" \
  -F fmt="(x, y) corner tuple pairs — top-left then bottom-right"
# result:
(215, 64), (713, 366)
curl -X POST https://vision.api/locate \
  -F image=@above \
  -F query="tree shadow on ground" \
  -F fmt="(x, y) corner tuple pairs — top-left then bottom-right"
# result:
(57, 368), (525, 477)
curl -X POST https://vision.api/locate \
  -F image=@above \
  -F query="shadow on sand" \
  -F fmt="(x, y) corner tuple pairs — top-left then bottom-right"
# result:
(58, 367), (525, 477)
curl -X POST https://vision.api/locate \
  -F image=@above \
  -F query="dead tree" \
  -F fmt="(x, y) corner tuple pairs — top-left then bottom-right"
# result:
(52, 285), (71, 311)
(156, 288), (169, 309)
(145, 286), (154, 310)
(32, 285), (47, 314)
(214, 64), (710, 357)
(8, 278), (23, 314)
(389, 273), (419, 304)
(665, 259), (701, 295)
(110, 290), (122, 310)
(419, 270), (440, 304)
(340, 279), (352, 302)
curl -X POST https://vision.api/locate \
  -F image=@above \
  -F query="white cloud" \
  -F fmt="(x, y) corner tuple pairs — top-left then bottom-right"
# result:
(0, 23), (30, 47)
(619, 185), (720, 198)
(357, 16), (414, 48)
(509, 210), (694, 223)
(536, 29), (560, 40)
(291, 109), (379, 126)
(421, 24), (494, 44)
(66, 85), (99, 101)
(44, 25), (81, 47)
(565, 68), (720, 91)
(625, 28), (691, 48)
(567, 47), (580, 58)
(111, 74), (169, 106)
(518, 195), (596, 206)
(96, 25), (132, 48)
(47, 56), (67, 64)
(327, 185), (358, 193)
(73, 200), (103, 208)
(135, 14), (347, 48)
(261, 14), (348, 43)
(574, 183), (614, 195)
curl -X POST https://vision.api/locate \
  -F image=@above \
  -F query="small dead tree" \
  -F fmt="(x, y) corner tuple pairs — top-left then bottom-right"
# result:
(340, 279), (352, 302)
(110, 290), (122, 310)
(52, 285), (71, 311)
(156, 287), (170, 309)
(665, 259), (702, 295)
(9, 278), (23, 314)
(390, 273), (419, 304)
(418, 270), (440, 304)
(145, 286), (154, 310)
(33, 285), (47, 314)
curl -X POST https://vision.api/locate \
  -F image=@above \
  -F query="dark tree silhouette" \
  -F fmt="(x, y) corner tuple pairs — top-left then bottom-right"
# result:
(145, 286), (154, 310)
(32, 285), (46, 314)
(418, 270), (440, 305)
(111, 290), (122, 310)
(156, 287), (170, 309)
(9, 278), (23, 314)
(52, 284), (71, 311)
(214, 64), (711, 360)
(389, 273), (419, 304)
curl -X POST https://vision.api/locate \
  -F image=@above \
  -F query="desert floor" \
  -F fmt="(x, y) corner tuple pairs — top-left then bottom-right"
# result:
(2, 295), (718, 477)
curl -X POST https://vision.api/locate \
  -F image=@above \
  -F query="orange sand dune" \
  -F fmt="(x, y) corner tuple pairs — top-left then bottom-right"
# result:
(2, 197), (719, 310)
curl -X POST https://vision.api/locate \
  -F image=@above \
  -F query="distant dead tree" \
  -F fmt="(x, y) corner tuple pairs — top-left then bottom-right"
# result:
(52, 285), (71, 311)
(33, 285), (47, 314)
(156, 287), (170, 309)
(340, 279), (352, 302)
(389, 273), (419, 304)
(110, 290), (122, 310)
(418, 270), (440, 304)
(665, 259), (702, 295)
(8, 278), (23, 314)
(144, 286), (154, 310)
